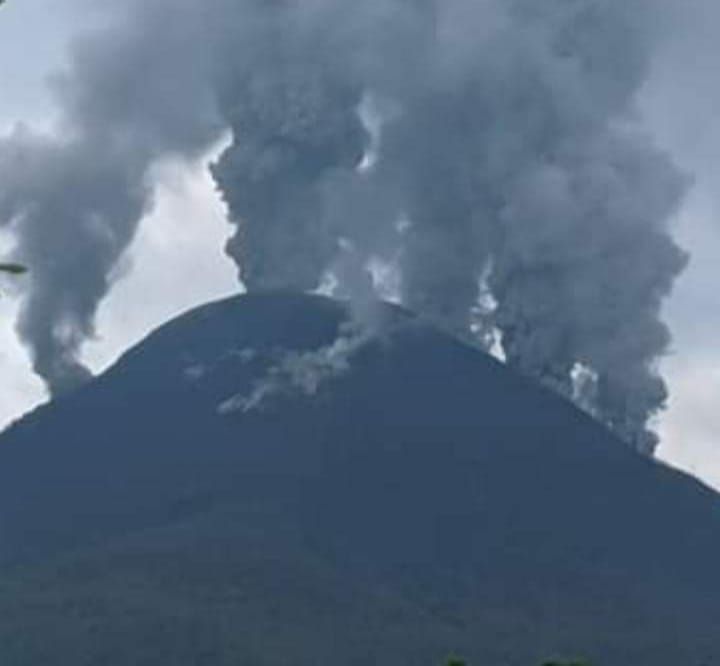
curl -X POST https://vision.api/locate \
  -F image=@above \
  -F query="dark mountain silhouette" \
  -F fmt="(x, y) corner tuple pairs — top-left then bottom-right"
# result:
(0, 292), (718, 665)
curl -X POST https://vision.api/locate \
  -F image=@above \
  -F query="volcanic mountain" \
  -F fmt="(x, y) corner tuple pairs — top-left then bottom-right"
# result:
(0, 292), (718, 665)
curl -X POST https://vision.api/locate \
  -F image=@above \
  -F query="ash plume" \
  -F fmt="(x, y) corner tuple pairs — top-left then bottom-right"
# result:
(2, 0), (689, 452)
(208, 0), (689, 453)
(0, 2), (219, 394)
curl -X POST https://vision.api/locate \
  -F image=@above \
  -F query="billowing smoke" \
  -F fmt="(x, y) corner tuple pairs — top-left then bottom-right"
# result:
(0, 3), (220, 394)
(1, 0), (689, 453)
(208, 0), (688, 453)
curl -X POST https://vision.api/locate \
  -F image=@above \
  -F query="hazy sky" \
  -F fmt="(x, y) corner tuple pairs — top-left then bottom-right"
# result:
(0, 0), (718, 486)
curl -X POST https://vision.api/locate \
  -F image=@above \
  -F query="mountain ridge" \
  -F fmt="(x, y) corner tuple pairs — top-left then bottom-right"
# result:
(0, 291), (718, 664)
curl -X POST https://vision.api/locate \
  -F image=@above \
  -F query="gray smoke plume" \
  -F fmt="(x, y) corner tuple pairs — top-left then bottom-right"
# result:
(0, 2), (219, 394)
(1, 0), (689, 452)
(208, 0), (689, 453)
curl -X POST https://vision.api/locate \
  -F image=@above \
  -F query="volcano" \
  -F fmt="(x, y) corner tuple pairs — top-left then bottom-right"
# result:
(0, 292), (718, 665)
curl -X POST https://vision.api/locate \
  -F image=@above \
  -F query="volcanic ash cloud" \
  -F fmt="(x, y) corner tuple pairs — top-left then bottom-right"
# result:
(0, 0), (689, 453)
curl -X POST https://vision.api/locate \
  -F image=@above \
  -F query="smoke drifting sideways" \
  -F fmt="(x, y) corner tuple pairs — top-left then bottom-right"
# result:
(0, 0), (689, 454)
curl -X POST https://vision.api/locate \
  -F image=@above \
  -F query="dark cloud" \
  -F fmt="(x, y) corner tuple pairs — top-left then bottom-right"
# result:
(0, 0), (689, 452)
(0, 1), (220, 393)
(209, 0), (688, 452)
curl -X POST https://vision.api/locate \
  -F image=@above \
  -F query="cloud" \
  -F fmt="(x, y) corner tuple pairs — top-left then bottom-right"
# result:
(207, 0), (689, 453)
(0, 0), (697, 455)
(659, 354), (720, 487)
(0, 0), (221, 394)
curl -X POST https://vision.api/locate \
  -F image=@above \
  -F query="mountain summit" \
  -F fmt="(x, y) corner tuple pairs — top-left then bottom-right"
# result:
(0, 292), (718, 664)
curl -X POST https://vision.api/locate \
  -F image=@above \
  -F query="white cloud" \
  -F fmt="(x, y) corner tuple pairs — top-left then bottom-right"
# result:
(659, 354), (720, 487)
(640, 7), (720, 487)
(0, 294), (46, 428)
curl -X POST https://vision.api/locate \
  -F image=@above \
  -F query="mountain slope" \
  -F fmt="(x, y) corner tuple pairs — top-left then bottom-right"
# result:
(0, 291), (718, 665)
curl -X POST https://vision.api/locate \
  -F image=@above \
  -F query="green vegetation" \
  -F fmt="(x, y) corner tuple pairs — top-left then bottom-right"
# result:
(446, 657), (590, 666)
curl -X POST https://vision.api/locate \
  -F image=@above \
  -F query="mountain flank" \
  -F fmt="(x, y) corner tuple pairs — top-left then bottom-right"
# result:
(0, 292), (718, 665)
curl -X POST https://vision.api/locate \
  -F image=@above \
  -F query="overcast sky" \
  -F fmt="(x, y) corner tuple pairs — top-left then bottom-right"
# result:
(0, 0), (718, 486)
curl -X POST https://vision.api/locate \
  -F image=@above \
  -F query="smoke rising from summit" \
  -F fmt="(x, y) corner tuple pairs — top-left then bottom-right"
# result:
(207, 0), (690, 453)
(0, 0), (689, 452)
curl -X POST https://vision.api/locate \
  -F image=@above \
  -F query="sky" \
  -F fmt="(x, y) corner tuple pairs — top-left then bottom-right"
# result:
(0, 0), (718, 486)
